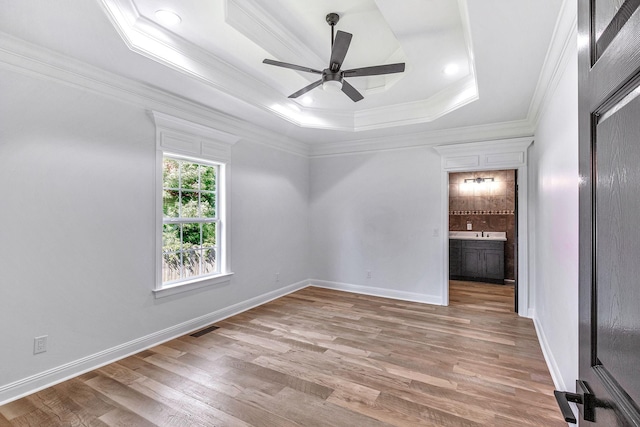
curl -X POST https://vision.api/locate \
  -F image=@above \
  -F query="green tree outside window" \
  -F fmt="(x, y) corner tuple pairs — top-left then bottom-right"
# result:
(162, 157), (218, 283)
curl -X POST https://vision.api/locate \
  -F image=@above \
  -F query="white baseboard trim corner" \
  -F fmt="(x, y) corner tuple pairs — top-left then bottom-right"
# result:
(309, 279), (443, 306)
(531, 310), (566, 391)
(0, 279), (310, 406)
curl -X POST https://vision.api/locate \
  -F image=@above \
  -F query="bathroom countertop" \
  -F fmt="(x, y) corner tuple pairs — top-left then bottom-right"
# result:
(449, 231), (507, 241)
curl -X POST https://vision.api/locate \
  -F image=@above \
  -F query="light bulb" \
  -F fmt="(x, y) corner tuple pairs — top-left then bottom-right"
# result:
(322, 80), (342, 92)
(155, 10), (182, 26)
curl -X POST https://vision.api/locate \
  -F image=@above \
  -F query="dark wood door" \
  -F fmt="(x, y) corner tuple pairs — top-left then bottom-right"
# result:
(575, 0), (640, 424)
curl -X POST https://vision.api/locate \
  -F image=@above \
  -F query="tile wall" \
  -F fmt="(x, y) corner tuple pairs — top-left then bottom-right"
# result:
(449, 169), (516, 280)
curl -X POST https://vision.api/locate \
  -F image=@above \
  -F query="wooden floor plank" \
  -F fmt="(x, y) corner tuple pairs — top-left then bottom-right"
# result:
(0, 282), (565, 426)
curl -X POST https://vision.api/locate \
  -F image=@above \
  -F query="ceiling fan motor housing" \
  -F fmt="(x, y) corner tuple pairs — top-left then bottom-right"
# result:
(323, 70), (343, 84)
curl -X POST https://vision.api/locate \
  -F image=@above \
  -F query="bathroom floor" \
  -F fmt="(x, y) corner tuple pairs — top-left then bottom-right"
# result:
(449, 280), (515, 313)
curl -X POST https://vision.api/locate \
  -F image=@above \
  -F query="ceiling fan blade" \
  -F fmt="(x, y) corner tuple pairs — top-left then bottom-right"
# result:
(288, 79), (323, 98)
(341, 80), (364, 102)
(263, 59), (323, 74)
(329, 30), (352, 72)
(343, 63), (405, 77)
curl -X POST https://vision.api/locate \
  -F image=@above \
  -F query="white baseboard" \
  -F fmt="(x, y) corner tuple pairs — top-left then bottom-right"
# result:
(531, 310), (566, 391)
(0, 279), (310, 406)
(0, 278), (443, 405)
(532, 312), (576, 426)
(309, 279), (443, 305)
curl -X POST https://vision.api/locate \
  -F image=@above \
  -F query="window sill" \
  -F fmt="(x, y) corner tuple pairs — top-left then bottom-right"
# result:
(153, 272), (234, 298)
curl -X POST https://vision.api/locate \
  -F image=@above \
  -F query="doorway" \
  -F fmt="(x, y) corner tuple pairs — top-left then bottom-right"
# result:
(433, 137), (532, 315)
(447, 169), (518, 312)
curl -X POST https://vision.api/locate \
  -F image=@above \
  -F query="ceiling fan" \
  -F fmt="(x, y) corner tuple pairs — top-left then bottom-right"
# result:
(263, 13), (405, 102)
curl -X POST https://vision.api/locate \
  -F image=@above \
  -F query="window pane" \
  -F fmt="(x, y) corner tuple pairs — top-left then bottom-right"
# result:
(162, 252), (181, 283)
(162, 224), (181, 253)
(201, 165), (216, 192)
(163, 190), (179, 218)
(201, 192), (216, 218)
(202, 248), (216, 274)
(182, 222), (201, 249)
(181, 191), (199, 218)
(163, 158), (180, 189)
(181, 162), (200, 190)
(183, 250), (200, 278)
(161, 157), (223, 286)
(202, 222), (216, 247)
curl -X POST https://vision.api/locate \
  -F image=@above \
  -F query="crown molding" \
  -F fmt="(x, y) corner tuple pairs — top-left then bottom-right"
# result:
(527, 0), (577, 126)
(353, 75), (478, 131)
(225, 0), (325, 73)
(0, 32), (310, 157)
(309, 119), (534, 157)
(433, 136), (533, 157)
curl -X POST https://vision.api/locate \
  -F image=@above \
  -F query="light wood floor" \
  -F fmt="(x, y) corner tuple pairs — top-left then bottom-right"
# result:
(449, 280), (515, 314)
(0, 284), (564, 426)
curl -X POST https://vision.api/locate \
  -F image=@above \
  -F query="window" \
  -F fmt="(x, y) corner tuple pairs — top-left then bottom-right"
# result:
(152, 111), (237, 297)
(162, 156), (219, 283)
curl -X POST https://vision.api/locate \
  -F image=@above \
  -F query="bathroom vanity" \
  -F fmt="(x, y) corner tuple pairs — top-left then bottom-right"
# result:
(449, 231), (506, 283)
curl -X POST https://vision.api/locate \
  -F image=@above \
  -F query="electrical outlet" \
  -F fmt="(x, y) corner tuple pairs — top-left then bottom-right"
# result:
(34, 335), (48, 354)
(275, 272), (280, 282)
(367, 270), (372, 279)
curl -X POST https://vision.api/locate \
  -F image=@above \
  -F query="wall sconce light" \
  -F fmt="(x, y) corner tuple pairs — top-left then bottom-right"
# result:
(464, 177), (494, 184)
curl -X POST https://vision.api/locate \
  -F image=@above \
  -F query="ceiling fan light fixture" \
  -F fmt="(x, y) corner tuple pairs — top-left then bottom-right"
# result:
(322, 71), (343, 92)
(155, 10), (182, 26)
(322, 80), (343, 92)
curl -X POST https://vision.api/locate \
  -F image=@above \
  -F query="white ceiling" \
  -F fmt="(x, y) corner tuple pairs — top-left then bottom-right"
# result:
(0, 0), (564, 146)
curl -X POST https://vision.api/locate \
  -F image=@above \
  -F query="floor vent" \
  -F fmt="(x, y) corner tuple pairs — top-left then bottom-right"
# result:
(190, 325), (220, 337)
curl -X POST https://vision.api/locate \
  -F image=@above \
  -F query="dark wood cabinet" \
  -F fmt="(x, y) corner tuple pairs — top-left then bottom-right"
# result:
(449, 239), (461, 276)
(450, 239), (504, 283)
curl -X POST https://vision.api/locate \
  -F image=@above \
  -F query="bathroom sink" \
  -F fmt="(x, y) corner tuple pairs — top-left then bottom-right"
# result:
(449, 231), (507, 241)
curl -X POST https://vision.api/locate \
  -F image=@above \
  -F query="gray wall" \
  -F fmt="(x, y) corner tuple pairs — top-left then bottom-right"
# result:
(309, 148), (443, 303)
(529, 39), (579, 390)
(0, 69), (310, 392)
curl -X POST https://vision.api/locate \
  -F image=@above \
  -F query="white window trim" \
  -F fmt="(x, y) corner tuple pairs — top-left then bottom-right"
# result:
(152, 111), (240, 298)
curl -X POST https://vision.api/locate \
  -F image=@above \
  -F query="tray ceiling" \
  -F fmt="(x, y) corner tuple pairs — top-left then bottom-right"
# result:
(0, 0), (566, 146)
(99, 0), (478, 131)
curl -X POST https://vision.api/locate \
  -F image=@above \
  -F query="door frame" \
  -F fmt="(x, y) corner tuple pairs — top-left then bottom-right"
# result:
(434, 137), (533, 315)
